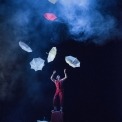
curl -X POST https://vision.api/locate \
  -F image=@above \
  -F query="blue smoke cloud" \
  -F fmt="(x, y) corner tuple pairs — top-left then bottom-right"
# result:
(1, 0), (121, 45)
(57, 0), (120, 43)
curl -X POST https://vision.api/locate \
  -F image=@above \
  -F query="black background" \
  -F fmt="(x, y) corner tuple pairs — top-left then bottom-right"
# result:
(0, 0), (122, 122)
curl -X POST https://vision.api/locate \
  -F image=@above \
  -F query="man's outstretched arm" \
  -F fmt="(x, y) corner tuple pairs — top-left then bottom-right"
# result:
(61, 69), (67, 81)
(50, 70), (56, 82)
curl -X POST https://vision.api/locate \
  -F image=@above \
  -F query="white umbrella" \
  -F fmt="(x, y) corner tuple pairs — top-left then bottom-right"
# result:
(65, 56), (80, 68)
(48, 0), (57, 4)
(30, 58), (45, 71)
(19, 41), (32, 53)
(47, 47), (57, 63)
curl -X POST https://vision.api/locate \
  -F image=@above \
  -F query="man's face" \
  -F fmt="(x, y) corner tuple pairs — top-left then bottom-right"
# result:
(56, 75), (60, 80)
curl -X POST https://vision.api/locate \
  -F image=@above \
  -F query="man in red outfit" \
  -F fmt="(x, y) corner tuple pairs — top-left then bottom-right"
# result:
(50, 69), (67, 112)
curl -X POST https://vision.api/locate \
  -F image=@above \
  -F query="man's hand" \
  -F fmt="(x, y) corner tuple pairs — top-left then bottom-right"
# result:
(51, 70), (56, 82)
(53, 70), (56, 74)
(61, 69), (67, 81)
(64, 69), (66, 73)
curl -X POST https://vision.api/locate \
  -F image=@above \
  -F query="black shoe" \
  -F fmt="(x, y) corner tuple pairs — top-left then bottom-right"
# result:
(51, 110), (55, 112)
(60, 107), (63, 112)
(52, 107), (57, 112)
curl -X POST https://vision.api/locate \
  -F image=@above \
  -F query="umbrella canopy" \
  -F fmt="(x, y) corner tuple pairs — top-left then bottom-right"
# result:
(65, 56), (80, 68)
(44, 13), (57, 21)
(30, 58), (45, 71)
(47, 47), (57, 63)
(19, 41), (32, 53)
(48, 0), (57, 4)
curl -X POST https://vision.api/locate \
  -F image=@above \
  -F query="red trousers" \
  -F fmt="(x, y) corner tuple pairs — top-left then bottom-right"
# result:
(53, 90), (63, 107)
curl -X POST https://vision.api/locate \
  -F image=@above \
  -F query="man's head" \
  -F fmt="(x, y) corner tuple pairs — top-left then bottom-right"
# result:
(56, 75), (60, 80)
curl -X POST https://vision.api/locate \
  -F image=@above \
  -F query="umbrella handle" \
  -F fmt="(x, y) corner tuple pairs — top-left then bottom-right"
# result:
(72, 59), (76, 63)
